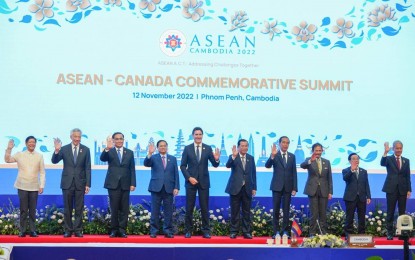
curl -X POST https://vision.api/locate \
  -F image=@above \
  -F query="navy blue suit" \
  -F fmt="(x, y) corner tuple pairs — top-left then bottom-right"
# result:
(342, 167), (371, 234)
(265, 151), (297, 234)
(225, 154), (256, 235)
(180, 143), (220, 234)
(381, 155), (411, 236)
(144, 153), (179, 235)
(100, 147), (136, 234)
(51, 143), (91, 233)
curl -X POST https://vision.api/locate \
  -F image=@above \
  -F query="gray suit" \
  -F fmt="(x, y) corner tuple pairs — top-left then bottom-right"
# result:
(301, 157), (332, 235)
(51, 143), (91, 233)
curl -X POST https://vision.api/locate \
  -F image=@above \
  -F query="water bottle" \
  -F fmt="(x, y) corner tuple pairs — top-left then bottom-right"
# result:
(274, 233), (281, 246)
(282, 232), (288, 246)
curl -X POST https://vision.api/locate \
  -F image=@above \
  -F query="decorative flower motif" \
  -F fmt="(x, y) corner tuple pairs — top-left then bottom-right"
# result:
(104, 0), (122, 7)
(66, 0), (91, 12)
(28, 0), (54, 22)
(331, 18), (355, 38)
(139, 0), (160, 12)
(229, 10), (248, 32)
(367, 4), (397, 27)
(292, 21), (317, 43)
(182, 0), (204, 22)
(261, 20), (282, 40)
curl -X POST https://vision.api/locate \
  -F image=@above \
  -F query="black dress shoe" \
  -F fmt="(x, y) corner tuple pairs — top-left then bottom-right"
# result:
(63, 232), (72, 238)
(243, 233), (253, 239)
(18, 232), (26, 237)
(184, 232), (191, 238)
(109, 231), (118, 238)
(230, 233), (237, 239)
(30, 232), (38, 237)
(74, 232), (83, 238)
(387, 235), (393, 240)
(119, 232), (127, 238)
(202, 233), (211, 239)
(164, 233), (174, 238)
(150, 233), (157, 238)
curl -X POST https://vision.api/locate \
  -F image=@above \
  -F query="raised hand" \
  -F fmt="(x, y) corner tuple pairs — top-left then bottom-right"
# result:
(231, 145), (238, 158)
(214, 147), (221, 161)
(351, 159), (359, 171)
(271, 143), (278, 158)
(310, 151), (318, 161)
(7, 139), (14, 150)
(384, 142), (390, 155)
(106, 135), (113, 150)
(148, 142), (156, 155)
(53, 138), (62, 152)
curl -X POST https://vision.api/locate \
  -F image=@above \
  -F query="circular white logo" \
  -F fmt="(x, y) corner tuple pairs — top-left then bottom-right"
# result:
(159, 30), (187, 57)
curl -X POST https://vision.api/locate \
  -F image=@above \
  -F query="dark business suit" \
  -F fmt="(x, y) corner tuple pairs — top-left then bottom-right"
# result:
(180, 143), (220, 234)
(144, 153), (179, 236)
(342, 167), (371, 235)
(265, 151), (297, 234)
(381, 155), (411, 236)
(301, 157), (333, 235)
(100, 147), (136, 234)
(225, 154), (257, 235)
(51, 143), (91, 233)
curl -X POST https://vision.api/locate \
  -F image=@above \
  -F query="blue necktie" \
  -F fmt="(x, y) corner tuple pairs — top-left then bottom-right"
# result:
(73, 146), (78, 164)
(117, 149), (122, 163)
(282, 153), (287, 167)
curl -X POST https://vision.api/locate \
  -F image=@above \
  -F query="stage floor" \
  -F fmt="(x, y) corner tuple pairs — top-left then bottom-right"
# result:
(1, 235), (414, 260)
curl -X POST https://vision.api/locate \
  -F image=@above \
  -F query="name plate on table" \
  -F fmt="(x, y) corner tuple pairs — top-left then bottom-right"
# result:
(348, 235), (375, 248)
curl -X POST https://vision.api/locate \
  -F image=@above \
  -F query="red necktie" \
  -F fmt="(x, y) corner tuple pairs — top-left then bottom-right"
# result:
(396, 156), (400, 170)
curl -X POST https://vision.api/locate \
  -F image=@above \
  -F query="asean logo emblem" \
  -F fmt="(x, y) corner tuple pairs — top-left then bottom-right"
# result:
(159, 30), (187, 57)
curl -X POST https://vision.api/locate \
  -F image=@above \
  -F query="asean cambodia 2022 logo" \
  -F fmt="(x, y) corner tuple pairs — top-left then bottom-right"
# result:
(159, 30), (187, 57)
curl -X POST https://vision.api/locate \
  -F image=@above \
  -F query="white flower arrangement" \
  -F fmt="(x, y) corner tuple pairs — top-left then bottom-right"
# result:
(301, 234), (345, 248)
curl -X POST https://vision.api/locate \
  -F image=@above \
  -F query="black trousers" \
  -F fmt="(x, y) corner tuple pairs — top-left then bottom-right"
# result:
(185, 184), (210, 234)
(108, 185), (130, 233)
(344, 195), (366, 235)
(18, 189), (38, 233)
(272, 188), (292, 234)
(386, 190), (407, 235)
(229, 187), (252, 234)
(62, 179), (85, 233)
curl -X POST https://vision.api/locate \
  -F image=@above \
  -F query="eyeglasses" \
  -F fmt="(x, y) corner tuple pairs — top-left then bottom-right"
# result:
(114, 138), (124, 140)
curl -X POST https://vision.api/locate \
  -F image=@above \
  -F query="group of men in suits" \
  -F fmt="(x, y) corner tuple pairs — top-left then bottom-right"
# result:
(50, 127), (411, 240)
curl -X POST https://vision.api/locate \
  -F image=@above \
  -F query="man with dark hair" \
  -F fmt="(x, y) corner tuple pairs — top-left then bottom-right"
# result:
(144, 140), (179, 238)
(180, 127), (220, 238)
(52, 128), (91, 238)
(5, 136), (45, 237)
(381, 140), (411, 240)
(226, 139), (257, 239)
(301, 143), (332, 236)
(265, 136), (297, 238)
(343, 153), (371, 239)
(100, 132), (136, 238)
